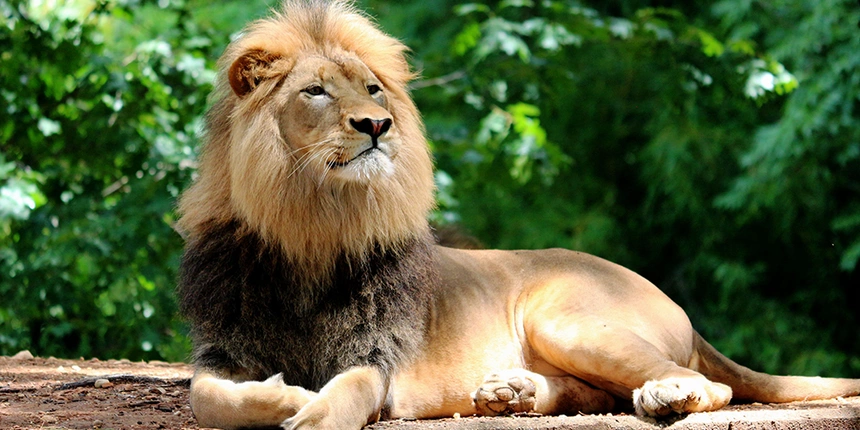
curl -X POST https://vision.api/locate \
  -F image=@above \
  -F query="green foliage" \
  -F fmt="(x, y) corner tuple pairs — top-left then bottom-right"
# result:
(0, 0), (216, 361)
(1, 0), (857, 381)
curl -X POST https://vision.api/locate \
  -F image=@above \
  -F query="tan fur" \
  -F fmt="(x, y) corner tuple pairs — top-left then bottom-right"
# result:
(285, 367), (388, 429)
(190, 370), (314, 428)
(179, 2), (860, 429)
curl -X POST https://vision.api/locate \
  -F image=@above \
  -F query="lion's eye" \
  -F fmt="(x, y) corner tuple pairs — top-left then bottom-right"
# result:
(367, 84), (382, 95)
(303, 85), (326, 96)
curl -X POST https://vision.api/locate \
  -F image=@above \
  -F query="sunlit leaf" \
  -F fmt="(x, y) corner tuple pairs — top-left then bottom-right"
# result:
(697, 29), (725, 57)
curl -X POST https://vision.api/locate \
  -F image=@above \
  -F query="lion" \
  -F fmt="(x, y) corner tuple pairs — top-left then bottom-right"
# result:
(176, 1), (860, 429)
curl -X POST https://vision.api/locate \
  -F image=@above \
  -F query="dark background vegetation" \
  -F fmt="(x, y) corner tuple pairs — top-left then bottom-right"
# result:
(2, 0), (859, 378)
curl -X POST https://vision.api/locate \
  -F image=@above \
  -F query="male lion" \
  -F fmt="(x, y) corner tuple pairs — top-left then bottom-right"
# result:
(176, 1), (860, 429)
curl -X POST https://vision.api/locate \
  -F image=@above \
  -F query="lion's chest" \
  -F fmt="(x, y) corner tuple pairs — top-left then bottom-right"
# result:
(237, 277), (415, 388)
(177, 220), (436, 391)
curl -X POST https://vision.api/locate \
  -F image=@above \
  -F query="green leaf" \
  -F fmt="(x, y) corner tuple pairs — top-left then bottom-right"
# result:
(697, 29), (725, 57)
(0, 178), (46, 220)
(453, 22), (482, 56)
(728, 39), (756, 56)
(454, 3), (491, 16)
(839, 241), (860, 271)
(499, 0), (533, 9)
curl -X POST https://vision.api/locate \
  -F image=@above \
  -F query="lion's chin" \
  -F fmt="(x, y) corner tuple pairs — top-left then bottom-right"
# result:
(329, 149), (395, 183)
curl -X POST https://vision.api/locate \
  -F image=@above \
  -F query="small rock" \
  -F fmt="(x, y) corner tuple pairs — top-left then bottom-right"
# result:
(40, 415), (58, 424)
(94, 379), (113, 388)
(93, 419), (104, 429)
(453, 412), (461, 419)
(71, 365), (81, 372)
(11, 350), (34, 360)
(150, 387), (167, 395)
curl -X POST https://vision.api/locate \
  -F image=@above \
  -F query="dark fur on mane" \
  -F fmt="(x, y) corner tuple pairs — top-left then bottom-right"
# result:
(177, 220), (437, 391)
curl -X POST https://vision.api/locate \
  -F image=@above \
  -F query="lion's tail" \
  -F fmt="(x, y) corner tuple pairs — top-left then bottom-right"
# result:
(691, 331), (860, 403)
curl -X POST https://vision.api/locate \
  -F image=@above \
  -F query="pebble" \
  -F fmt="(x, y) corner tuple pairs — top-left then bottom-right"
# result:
(94, 379), (113, 388)
(11, 350), (34, 360)
(93, 419), (104, 429)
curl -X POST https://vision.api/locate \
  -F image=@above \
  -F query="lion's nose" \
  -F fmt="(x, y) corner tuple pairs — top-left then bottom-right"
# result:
(350, 117), (392, 140)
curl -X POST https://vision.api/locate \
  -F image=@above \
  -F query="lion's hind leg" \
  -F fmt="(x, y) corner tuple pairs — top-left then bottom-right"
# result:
(472, 369), (615, 416)
(526, 315), (733, 417)
(190, 369), (315, 429)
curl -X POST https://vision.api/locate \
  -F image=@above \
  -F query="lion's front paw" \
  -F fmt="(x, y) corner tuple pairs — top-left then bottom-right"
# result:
(633, 377), (731, 417)
(472, 370), (537, 416)
(281, 397), (331, 430)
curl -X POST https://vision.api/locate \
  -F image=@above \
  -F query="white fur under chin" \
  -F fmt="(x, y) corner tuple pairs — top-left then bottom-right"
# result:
(331, 150), (395, 183)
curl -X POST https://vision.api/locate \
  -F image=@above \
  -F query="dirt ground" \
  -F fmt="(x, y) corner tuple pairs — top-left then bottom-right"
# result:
(0, 352), (195, 430)
(2, 352), (859, 430)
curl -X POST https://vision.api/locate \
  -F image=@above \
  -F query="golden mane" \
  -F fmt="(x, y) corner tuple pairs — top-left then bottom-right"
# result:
(177, 0), (435, 281)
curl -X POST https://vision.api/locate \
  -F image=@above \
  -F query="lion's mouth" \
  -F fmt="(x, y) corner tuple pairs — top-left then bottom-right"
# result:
(327, 145), (381, 168)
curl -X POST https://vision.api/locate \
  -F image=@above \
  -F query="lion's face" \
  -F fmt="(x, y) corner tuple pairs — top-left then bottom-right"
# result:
(275, 54), (399, 183)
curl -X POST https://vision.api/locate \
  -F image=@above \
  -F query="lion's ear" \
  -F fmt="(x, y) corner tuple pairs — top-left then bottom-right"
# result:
(228, 49), (283, 97)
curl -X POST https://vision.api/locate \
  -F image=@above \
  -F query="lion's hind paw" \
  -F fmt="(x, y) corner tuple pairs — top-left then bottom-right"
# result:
(472, 371), (537, 416)
(633, 377), (731, 417)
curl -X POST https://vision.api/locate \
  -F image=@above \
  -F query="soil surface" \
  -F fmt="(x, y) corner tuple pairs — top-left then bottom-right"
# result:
(2, 352), (859, 430)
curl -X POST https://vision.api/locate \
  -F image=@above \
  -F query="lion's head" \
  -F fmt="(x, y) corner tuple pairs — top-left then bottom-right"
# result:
(178, 0), (435, 279)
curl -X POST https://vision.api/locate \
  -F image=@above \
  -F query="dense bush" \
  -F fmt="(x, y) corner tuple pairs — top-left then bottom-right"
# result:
(0, 0), (213, 360)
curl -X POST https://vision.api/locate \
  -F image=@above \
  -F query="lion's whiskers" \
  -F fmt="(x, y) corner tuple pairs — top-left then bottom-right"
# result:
(315, 147), (339, 189)
(285, 139), (336, 180)
(282, 138), (333, 159)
